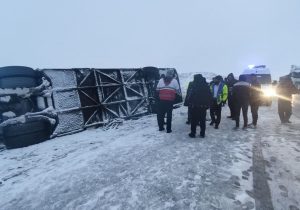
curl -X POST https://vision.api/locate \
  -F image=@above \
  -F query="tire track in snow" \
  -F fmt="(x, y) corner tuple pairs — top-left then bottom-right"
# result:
(252, 136), (274, 210)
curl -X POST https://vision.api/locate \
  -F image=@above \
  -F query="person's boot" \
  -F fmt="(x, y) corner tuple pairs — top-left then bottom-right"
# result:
(189, 133), (195, 138)
(234, 123), (239, 130)
(159, 127), (165, 131)
(167, 130), (172, 133)
(233, 126), (239, 130)
(227, 116), (232, 118)
(209, 121), (215, 126)
(200, 132), (205, 138)
(214, 124), (219, 129)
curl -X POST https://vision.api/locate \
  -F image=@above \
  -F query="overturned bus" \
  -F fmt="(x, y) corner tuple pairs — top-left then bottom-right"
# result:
(0, 66), (183, 149)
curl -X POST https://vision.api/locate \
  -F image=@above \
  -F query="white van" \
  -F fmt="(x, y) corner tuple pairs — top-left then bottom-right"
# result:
(290, 65), (300, 89)
(241, 65), (274, 106)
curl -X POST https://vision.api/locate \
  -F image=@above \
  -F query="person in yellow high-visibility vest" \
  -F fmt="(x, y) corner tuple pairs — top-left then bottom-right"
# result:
(209, 75), (228, 129)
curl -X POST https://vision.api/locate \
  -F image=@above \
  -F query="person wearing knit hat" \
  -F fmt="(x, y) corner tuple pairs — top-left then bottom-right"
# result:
(156, 70), (180, 133)
(165, 70), (174, 79)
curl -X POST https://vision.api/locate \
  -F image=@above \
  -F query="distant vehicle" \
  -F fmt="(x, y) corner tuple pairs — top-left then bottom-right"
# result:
(241, 65), (274, 106)
(0, 66), (183, 149)
(290, 65), (300, 89)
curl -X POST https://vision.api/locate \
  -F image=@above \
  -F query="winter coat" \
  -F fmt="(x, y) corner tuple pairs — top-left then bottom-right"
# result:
(232, 81), (251, 105)
(184, 81), (193, 106)
(250, 80), (262, 105)
(210, 82), (228, 104)
(156, 78), (180, 102)
(225, 74), (238, 97)
(187, 76), (212, 108)
(276, 79), (299, 101)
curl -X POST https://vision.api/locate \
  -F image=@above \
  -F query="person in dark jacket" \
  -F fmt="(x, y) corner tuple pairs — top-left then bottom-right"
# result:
(225, 73), (238, 119)
(184, 81), (193, 124)
(186, 74), (212, 138)
(276, 76), (299, 123)
(209, 75), (228, 129)
(233, 75), (251, 129)
(249, 74), (262, 127)
(156, 70), (180, 133)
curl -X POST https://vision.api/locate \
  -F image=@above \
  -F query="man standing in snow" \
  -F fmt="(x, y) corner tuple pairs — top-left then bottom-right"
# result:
(232, 75), (251, 129)
(276, 75), (299, 123)
(209, 75), (228, 129)
(225, 73), (238, 119)
(186, 74), (212, 138)
(249, 74), (262, 128)
(156, 70), (180, 133)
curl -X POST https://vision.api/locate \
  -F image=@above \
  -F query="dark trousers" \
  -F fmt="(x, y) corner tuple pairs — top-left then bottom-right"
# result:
(187, 105), (192, 123)
(278, 99), (292, 123)
(191, 107), (207, 136)
(250, 103), (259, 125)
(157, 100), (173, 131)
(235, 103), (249, 127)
(228, 96), (235, 118)
(210, 99), (222, 126)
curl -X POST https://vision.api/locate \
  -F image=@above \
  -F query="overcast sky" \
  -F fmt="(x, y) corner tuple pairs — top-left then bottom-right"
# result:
(1, 0), (299, 79)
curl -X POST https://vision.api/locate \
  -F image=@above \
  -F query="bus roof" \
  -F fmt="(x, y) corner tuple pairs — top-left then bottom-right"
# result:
(242, 65), (271, 75)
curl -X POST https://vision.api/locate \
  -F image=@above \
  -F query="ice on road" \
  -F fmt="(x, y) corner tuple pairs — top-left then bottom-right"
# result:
(0, 101), (300, 210)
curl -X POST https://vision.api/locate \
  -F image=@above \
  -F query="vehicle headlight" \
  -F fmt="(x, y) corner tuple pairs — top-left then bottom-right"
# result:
(262, 88), (276, 97)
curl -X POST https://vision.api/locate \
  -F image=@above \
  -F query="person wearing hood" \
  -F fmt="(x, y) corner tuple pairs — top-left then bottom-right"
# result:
(276, 75), (299, 123)
(209, 75), (228, 129)
(232, 75), (251, 129)
(156, 70), (180, 133)
(225, 73), (238, 119)
(186, 74), (212, 138)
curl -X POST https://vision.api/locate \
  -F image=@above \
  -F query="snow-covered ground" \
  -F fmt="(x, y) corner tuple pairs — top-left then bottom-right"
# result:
(0, 87), (299, 210)
(260, 97), (300, 210)
(0, 106), (255, 210)
(0, 103), (299, 210)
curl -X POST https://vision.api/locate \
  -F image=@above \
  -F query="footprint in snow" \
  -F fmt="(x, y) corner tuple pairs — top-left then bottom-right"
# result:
(279, 185), (289, 197)
(289, 205), (300, 210)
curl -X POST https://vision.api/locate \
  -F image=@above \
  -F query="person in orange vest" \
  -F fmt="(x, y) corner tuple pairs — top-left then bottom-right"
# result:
(156, 70), (180, 133)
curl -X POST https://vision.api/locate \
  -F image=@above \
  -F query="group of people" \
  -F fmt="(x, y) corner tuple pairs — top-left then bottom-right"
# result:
(155, 70), (299, 138)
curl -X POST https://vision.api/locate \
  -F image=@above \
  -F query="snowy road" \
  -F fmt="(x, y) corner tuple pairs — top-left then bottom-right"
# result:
(0, 102), (300, 210)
